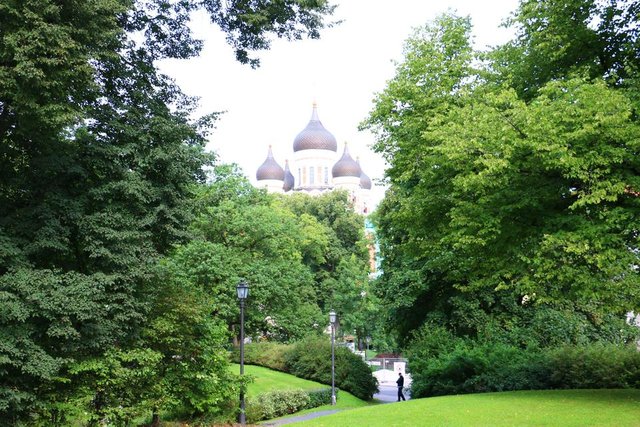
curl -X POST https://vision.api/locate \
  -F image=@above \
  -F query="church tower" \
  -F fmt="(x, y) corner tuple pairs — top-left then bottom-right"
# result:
(256, 145), (285, 193)
(255, 102), (374, 215)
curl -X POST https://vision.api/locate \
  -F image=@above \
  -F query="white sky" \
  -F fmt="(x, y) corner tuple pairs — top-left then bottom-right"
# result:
(160, 0), (519, 206)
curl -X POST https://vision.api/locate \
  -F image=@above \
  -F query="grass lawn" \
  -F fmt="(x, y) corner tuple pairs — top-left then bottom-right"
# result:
(230, 364), (331, 396)
(229, 363), (373, 422)
(295, 389), (640, 427)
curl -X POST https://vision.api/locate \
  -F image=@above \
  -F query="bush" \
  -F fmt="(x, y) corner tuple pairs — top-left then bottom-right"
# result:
(245, 389), (310, 423)
(285, 336), (378, 400)
(546, 344), (640, 389)
(231, 341), (292, 372)
(236, 337), (378, 401)
(407, 327), (640, 399)
(306, 388), (336, 408)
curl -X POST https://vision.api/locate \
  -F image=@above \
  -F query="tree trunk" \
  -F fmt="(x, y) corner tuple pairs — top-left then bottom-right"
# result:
(151, 408), (160, 427)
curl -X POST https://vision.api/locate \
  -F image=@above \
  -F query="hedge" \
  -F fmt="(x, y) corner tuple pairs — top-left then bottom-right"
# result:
(407, 339), (640, 398)
(245, 387), (336, 423)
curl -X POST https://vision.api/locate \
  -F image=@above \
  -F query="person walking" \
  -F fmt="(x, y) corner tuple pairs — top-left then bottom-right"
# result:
(396, 372), (406, 401)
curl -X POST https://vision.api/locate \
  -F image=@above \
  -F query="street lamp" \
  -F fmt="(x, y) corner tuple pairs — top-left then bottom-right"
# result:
(237, 280), (249, 426)
(329, 310), (337, 405)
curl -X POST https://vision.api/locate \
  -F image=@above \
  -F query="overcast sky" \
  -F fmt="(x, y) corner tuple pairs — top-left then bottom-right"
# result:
(159, 0), (520, 205)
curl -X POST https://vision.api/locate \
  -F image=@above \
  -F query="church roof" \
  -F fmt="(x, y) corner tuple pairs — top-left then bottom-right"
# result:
(283, 160), (295, 191)
(256, 145), (284, 181)
(293, 103), (338, 152)
(332, 143), (361, 178)
(358, 158), (372, 189)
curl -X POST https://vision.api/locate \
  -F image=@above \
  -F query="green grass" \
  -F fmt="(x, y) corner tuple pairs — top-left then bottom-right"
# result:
(295, 389), (640, 427)
(231, 364), (329, 396)
(229, 363), (373, 423)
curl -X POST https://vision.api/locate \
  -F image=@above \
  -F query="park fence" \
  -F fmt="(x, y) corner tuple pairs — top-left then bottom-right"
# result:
(366, 355), (407, 372)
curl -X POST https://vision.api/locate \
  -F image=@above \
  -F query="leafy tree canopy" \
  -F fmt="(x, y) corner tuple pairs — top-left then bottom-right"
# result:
(0, 0), (335, 422)
(363, 8), (640, 347)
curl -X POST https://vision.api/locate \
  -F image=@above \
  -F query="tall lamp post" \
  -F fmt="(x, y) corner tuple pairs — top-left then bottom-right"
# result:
(329, 310), (337, 405)
(237, 280), (249, 426)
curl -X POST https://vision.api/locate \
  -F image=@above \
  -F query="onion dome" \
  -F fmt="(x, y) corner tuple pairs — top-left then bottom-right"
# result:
(256, 145), (284, 181)
(332, 143), (361, 178)
(283, 159), (295, 192)
(357, 158), (372, 189)
(293, 103), (338, 152)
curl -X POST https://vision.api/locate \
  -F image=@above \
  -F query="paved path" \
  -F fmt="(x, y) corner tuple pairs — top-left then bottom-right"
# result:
(261, 410), (341, 426)
(375, 384), (410, 402)
(260, 373), (412, 426)
(373, 369), (412, 403)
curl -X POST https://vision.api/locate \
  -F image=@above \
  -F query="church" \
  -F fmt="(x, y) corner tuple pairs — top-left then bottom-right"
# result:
(255, 103), (373, 215)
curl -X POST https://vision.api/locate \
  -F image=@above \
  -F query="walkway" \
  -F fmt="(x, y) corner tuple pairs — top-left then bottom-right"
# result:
(261, 409), (341, 426)
(261, 371), (411, 425)
(373, 369), (412, 402)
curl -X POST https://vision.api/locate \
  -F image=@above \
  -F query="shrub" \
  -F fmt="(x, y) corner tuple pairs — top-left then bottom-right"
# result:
(234, 337), (377, 401)
(231, 341), (292, 372)
(245, 389), (310, 423)
(407, 328), (640, 399)
(546, 344), (640, 389)
(285, 336), (378, 400)
(411, 343), (549, 397)
(306, 388), (336, 408)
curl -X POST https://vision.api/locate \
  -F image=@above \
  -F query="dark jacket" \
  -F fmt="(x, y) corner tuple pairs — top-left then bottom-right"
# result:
(396, 374), (404, 387)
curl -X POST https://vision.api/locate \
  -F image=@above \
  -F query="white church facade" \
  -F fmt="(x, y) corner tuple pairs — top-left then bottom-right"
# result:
(255, 103), (373, 215)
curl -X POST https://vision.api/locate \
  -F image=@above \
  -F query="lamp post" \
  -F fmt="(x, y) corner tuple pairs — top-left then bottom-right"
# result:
(329, 310), (337, 405)
(237, 280), (249, 426)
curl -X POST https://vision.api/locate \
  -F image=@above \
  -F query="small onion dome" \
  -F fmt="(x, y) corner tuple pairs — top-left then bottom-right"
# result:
(357, 158), (372, 189)
(332, 143), (361, 178)
(283, 159), (295, 192)
(293, 103), (338, 152)
(256, 145), (284, 181)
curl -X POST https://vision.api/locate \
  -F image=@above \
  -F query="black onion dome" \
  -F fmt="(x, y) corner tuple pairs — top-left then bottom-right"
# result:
(293, 103), (338, 152)
(332, 143), (361, 178)
(283, 160), (295, 192)
(256, 145), (284, 181)
(357, 158), (372, 189)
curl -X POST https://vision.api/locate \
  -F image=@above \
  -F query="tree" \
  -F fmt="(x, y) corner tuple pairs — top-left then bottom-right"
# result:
(0, 0), (335, 422)
(490, 0), (640, 99)
(162, 165), (324, 343)
(363, 11), (640, 347)
(278, 191), (373, 347)
(362, 14), (478, 344)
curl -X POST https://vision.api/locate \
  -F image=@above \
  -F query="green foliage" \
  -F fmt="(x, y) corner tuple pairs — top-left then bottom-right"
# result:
(305, 387), (335, 408)
(246, 389), (311, 423)
(0, 0), (335, 422)
(141, 272), (237, 420)
(406, 325), (640, 399)
(246, 387), (334, 422)
(68, 348), (163, 425)
(163, 166), (324, 343)
(364, 9), (640, 348)
(284, 337), (378, 401)
(546, 344), (640, 390)
(163, 169), (375, 349)
(232, 342), (292, 372)
(408, 342), (548, 398)
(235, 338), (378, 401)
(277, 191), (376, 348)
(491, 0), (640, 99)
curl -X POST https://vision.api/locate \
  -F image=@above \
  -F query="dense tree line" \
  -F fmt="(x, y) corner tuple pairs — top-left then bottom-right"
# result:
(163, 165), (372, 346)
(0, 0), (334, 424)
(364, 0), (640, 348)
